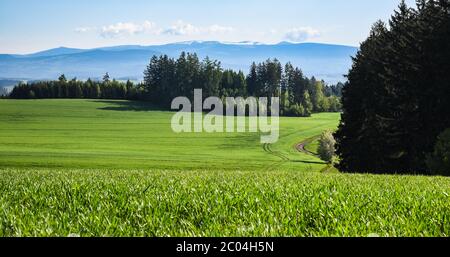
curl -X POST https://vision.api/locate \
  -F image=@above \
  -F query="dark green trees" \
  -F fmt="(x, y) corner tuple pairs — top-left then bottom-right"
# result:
(11, 53), (344, 116)
(426, 128), (450, 176)
(246, 63), (258, 97)
(335, 0), (450, 175)
(9, 75), (142, 100)
(143, 55), (175, 106)
(221, 69), (246, 97)
(142, 53), (341, 115)
(201, 57), (222, 98)
(282, 62), (312, 117)
(102, 72), (110, 83)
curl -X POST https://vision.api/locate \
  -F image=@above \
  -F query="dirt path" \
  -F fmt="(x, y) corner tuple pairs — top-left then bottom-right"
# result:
(295, 136), (320, 156)
(261, 135), (321, 172)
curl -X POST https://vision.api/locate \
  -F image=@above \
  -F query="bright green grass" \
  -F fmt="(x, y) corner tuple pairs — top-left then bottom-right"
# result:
(304, 139), (319, 155)
(0, 99), (448, 237)
(0, 168), (448, 236)
(0, 99), (339, 171)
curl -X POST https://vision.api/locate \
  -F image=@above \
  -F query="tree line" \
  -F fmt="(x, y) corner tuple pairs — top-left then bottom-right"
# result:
(10, 73), (143, 100)
(143, 52), (342, 116)
(334, 0), (450, 175)
(0, 87), (8, 97)
(9, 53), (343, 117)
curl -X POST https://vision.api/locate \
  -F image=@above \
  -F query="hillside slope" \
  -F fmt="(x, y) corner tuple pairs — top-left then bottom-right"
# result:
(0, 42), (357, 83)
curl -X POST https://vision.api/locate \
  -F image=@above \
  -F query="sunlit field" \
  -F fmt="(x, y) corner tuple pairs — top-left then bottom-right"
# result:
(0, 99), (448, 237)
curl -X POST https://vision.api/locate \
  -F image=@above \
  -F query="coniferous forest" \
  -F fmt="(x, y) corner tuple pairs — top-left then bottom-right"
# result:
(335, 0), (450, 175)
(9, 54), (343, 117)
(142, 53), (342, 116)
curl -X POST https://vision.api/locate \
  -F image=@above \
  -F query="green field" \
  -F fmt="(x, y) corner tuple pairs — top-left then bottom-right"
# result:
(304, 139), (320, 155)
(0, 99), (449, 236)
(0, 99), (338, 171)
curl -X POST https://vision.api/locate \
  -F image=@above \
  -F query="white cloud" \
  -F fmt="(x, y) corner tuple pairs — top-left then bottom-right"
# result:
(206, 24), (234, 34)
(100, 21), (156, 38)
(162, 20), (200, 36)
(75, 27), (95, 33)
(75, 20), (234, 39)
(163, 20), (234, 36)
(284, 27), (320, 42)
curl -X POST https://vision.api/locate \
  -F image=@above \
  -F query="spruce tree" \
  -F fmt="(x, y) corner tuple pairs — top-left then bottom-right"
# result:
(335, 0), (450, 174)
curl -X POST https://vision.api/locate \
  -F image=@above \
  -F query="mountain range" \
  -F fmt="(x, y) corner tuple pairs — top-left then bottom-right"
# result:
(0, 41), (358, 87)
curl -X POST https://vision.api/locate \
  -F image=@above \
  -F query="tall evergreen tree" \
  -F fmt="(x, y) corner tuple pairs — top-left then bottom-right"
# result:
(103, 72), (110, 84)
(246, 62), (258, 96)
(335, 0), (450, 174)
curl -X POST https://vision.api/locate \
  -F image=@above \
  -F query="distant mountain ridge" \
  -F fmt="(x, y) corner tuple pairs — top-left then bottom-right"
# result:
(0, 41), (358, 84)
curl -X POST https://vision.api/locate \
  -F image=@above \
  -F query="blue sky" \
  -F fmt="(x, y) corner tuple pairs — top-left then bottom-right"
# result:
(0, 0), (416, 54)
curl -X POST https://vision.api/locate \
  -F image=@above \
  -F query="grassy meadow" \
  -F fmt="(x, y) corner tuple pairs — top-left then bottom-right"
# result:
(0, 99), (448, 236)
(0, 99), (338, 171)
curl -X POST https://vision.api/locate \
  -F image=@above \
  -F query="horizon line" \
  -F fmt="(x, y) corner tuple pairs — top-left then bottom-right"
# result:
(1, 40), (359, 56)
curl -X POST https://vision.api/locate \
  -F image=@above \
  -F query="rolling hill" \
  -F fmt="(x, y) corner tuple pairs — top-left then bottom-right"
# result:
(0, 41), (357, 84)
(0, 99), (448, 236)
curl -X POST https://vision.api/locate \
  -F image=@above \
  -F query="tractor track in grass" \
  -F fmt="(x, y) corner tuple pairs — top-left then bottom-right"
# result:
(262, 135), (321, 172)
(295, 135), (338, 173)
(262, 143), (289, 172)
(263, 143), (290, 161)
(295, 136), (320, 157)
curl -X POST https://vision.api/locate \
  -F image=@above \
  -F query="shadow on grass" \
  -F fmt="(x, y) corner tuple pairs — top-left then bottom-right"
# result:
(291, 160), (326, 165)
(92, 100), (166, 112)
